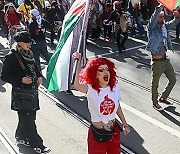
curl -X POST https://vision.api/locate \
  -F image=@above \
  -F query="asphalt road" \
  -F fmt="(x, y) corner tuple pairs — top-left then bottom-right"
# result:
(0, 29), (180, 154)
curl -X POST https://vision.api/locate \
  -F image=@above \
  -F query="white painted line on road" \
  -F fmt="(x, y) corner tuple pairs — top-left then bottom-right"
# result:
(121, 102), (180, 138)
(172, 41), (180, 45)
(88, 45), (146, 58)
(88, 51), (115, 58)
(129, 36), (180, 46)
(0, 36), (9, 48)
(124, 45), (146, 52)
(0, 127), (18, 154)
(129, 37), (148, 45)
(0, 49), (10, 52)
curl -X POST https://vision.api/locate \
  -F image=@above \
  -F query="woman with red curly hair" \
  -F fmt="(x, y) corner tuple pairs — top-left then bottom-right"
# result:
(72, 52), (130, 154)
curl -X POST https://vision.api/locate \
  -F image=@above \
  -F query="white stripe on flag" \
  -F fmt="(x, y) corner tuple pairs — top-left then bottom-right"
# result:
(56, 32), (74, 91)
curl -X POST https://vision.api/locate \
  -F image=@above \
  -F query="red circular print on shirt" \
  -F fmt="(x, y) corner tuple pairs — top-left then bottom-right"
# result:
(100, 95), (115, 115)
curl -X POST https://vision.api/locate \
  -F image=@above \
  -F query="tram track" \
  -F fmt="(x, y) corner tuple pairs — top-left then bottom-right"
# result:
(0, 127), (18, 154)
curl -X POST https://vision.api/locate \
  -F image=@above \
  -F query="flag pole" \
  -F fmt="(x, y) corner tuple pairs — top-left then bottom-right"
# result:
(71, 31), (83, 85)
(71, 0), (91, 85)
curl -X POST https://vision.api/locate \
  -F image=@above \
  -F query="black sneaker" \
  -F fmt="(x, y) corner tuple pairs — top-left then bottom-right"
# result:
(159, 97), (173, 105)
(34, 147), (51, 154)
(16, 138), (30, 147)
(118, 47), (122, 53)
(121, 45), (126, 51)
(153, 103), (163, 111)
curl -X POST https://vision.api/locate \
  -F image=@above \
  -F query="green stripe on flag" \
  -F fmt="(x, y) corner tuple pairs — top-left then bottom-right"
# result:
(176, 0), (180, 7)
(46, 13), (84, 91)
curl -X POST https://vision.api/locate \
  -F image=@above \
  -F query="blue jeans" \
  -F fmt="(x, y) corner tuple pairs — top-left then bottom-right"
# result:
(132, 16), (145, 35)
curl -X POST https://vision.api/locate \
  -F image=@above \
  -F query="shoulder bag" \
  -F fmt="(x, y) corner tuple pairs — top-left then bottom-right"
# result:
(11, 53), (38, 110)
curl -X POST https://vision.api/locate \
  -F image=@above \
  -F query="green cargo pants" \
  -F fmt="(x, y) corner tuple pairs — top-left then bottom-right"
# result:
(151, 59), (176, 103)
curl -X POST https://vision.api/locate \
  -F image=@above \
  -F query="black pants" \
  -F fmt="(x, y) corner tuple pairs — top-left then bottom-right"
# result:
(31, 40), (50, 71)
(116, 28), (128, 50)
(176, 23), (180, 38)
(103, 25), (112, 39)
(91, 26), (101, 39)
(50, 23), (56, 43)
(15, 110), (43, 148)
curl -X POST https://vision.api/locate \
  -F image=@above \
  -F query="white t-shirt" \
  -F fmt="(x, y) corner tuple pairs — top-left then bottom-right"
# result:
(87, 84), (121, 124)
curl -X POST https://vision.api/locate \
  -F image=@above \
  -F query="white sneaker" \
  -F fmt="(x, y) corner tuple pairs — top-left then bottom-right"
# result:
(34, 147), (51, 154)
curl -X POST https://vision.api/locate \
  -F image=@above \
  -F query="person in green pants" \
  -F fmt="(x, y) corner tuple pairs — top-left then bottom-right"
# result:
(146, 4), (180, 111)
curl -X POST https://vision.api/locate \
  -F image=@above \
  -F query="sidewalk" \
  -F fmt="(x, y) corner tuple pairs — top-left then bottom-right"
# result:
(0, 140), (10, 154)
(0, 82), (88, 154)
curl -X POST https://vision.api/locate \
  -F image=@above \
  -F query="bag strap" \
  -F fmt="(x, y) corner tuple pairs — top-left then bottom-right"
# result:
(14, 52), (27, 76)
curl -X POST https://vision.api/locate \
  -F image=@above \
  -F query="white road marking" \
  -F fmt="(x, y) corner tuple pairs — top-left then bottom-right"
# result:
(121, 102), (180, 138)
(0, 36), (9, 48)
(0, 127), (18, 154)
(88, 45), (146, 58)
(0, 49), (10, 52)
(129, 37), (148, 45)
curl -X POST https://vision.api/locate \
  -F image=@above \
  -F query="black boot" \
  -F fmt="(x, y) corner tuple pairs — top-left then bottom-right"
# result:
(118, 46), (122, 53)
(121, 44), (126, 51)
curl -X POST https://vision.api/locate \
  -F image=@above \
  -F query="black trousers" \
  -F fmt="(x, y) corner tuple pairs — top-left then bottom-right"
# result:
(103, 25), (112, 39)
(176, 23), (180, 38)
(15, 110), (43, 148)
(116, 28), (128, 50)
(31, 40), (50, 71)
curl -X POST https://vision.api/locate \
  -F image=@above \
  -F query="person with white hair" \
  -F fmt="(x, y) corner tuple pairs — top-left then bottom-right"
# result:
(29, 8), (52, 70)
(146, 4), (180, 111)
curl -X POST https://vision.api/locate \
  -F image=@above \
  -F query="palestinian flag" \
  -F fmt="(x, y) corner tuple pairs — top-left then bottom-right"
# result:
(46, 0), (91, 92)
(158, 0), (180, 11)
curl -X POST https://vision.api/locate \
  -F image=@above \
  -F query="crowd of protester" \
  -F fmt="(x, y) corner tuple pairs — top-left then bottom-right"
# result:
(0, 0), (179, 153)
(0, 0), (69, 70)
(0, 0), (179, 65)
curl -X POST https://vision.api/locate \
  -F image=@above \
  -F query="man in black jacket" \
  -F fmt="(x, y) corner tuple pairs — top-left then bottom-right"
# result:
(29, 8), (52, 70)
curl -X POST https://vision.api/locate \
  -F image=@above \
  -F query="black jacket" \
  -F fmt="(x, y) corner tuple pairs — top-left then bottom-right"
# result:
(0, 50), (42, 111)
(107, 9), (123, 24)
(29, 18), (52, 41)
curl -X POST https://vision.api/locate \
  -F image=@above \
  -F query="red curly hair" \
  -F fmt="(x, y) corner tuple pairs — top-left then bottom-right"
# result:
(79, 57), (117, 92)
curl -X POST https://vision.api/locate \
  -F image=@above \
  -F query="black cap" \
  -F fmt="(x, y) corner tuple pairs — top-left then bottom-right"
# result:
(13, 31), (31, 43)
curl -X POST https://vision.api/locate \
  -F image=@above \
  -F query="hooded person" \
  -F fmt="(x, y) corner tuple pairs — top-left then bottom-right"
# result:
(29, 8), (52, 71)
(30, 8), (42, 28)
(5, 3), (24, 47)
